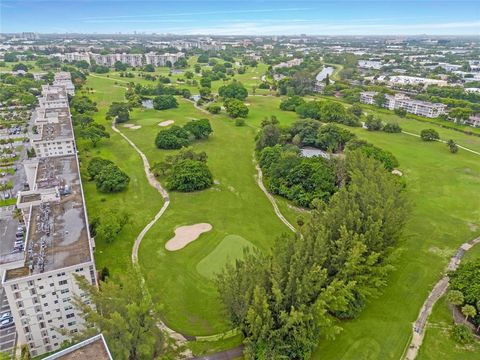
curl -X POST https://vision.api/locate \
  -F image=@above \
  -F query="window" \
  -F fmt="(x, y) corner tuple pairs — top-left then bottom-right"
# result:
(60, 289), (69, 294)
(58, 280), (67, 286)
(67, 321), (76, 327)
(66, 313), (74, 319)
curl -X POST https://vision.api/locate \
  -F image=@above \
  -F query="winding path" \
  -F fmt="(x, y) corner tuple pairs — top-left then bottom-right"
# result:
(403, 236), (480, 360)
(255, 165), (296, 233)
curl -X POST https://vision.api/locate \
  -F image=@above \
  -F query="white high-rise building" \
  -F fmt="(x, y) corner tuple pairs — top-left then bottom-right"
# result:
(2, 73), (97, 358)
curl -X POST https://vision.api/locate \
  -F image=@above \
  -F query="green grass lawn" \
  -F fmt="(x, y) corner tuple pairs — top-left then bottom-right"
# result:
(312, 126), (480, 360)
(196, 235), (256, 279)
(122, 100), (293, 335)
(84, 72), (480, 357)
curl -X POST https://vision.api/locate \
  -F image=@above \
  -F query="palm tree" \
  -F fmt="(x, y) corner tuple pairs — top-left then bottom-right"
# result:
(447, 290), (464, 317)
(461, 304), (477, 324)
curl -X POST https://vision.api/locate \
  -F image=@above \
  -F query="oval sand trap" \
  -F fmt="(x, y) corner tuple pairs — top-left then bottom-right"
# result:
(158, 120), (175, 127)
(130, 125), (142, 130)
(165, 223), (212, 251)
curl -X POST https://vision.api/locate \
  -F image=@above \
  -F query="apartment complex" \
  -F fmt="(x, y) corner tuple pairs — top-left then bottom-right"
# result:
(360, 91), (448, 118)
(273, 58), (303, 69)
(90, 53), (144, 67)
(144, 52), (185, 67)
(2, 73), (97, 357)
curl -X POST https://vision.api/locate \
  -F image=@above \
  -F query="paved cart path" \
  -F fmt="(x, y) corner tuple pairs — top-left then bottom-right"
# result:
(404, 236), (480, 360)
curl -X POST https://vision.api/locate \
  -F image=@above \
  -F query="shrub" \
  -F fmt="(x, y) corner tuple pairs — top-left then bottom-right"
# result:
(365, 115), (382, 131)
(383, 122), (402, 133)
(420, 128), (440, 141)
(95, 164), (130, 193)
(235, 118), (246, 126)
(450, 324), (474, 344)
(207, 104), (221, 114)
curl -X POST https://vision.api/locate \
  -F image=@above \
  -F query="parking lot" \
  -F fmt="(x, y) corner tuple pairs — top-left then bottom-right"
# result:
(0, 288), (16, 354)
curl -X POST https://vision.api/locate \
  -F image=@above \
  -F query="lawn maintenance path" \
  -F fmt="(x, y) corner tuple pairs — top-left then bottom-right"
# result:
(255, 164), (296, 233)
(404, 236), (480, 360)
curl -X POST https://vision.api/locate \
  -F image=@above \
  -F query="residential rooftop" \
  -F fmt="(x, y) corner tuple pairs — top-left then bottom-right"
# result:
(43, 334), (112, 360)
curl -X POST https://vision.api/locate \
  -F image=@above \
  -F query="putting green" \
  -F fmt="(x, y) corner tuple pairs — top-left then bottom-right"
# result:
(196, 235), (256, 279)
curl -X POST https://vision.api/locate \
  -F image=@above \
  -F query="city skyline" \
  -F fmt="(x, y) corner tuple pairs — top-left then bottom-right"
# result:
(1, 0), (479, 35)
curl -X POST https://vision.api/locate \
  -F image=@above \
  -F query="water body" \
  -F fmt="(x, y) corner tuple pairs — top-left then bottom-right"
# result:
(142, 99), (153, 109)
(316, 67), (334, 82)
(300, 148), (330, 159)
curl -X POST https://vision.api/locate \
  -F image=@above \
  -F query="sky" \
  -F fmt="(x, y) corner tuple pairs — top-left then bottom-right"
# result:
(1, 0), (479, 35)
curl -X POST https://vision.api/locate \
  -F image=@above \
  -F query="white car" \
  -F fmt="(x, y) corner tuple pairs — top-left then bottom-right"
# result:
(0, 318), (13, 329)
(0, 312), (11, 321)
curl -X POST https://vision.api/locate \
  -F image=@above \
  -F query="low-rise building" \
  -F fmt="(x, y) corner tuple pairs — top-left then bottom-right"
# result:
(43, 334), (112, 360)
(360, 91), (447, 118)
(144, 52), (184, 67)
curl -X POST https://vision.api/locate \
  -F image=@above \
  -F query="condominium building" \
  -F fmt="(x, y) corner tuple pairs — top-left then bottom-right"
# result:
(273, 58), (303, 69)
(144, 52), (185, 67)
(63, 52), (91, 65)
(2, 73), (97, 357)
(53, 72), (75, 96)
(90, 53), (143, 67)
(360, 91), (448, 118)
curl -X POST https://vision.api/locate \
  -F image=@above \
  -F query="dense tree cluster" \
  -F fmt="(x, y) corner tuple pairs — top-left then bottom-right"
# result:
(152, 148), (213, 192)
(90, 210), (129, 244)
(279, 96), (306, 111)
(294, 100), (360, 126)
(155, 119), (213, 149)
(87, 157), (130, 193)
(448, 260), (480, 328)
(0, 73), (43, 107)
(218, 81), (248, 100)
(217, 152), (409, 359)
(153, 95), (178, 110)
(106, 102), (130, 123)
(346, 139), (399, 171)
(259, 145), (337, 207)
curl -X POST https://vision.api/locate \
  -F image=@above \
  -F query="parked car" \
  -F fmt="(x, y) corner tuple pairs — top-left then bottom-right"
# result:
(0, 312), (12, 321)
(0, 318), (14, 329)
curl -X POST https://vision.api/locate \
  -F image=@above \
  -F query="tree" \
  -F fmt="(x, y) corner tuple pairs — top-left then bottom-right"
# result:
(87, 157), (114, 180)
(217, 152), (409, 357)
(73, 270), (168, 360)
(447, 289), (464, 315)
(199, 87), (212, 100)
(255, 124), (281, 151)
(80, 123), (110, 147)
(197, 54), (209, 63)
(143, 64), (155, 72)
(12, 63), (28, 72)
(153, 95), (178, 110)
(207, 104), (221, 114)
(174, 57), (188, 68)
(73, 113), (94, 128)
(224, 98), (249, 118)
(155, 126), (190, 149)
(280, 96), (306, 111)
(373, 92), (387, 107)
(451, 324), (474, 344)
(114, 61), (128, 71)
(447, 139), (458, 153)
(95, 164), (130, 193)
(106, 102), (130, 123)
(449, 107), (472, 124)
(420, 128), (440, 142)
(70, 96), (98, 114)
(218, 81), (248, 100)
(461, 304), (476, 324)
(365, 115), (382, 131)
(383, 122), (402, 133)
(94, 210), (129, 243)
(348, 104), (363, 117)
(316, 124), (356, 153)
(184, 118), (213, 139)
(166, 159), (213, 192)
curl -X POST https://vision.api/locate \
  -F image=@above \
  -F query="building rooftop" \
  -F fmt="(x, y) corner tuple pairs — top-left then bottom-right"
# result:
(6, 156), (91, 280)
(43, 334), (112, 360)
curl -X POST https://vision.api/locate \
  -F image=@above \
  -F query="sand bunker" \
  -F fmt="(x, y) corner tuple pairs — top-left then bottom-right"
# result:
(130, 125), (141, 130)
(165, 223), (212, 251)
(391, 169), (403, 176)
(158, 120), (175, 127)
(123, 124), (135, 128)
